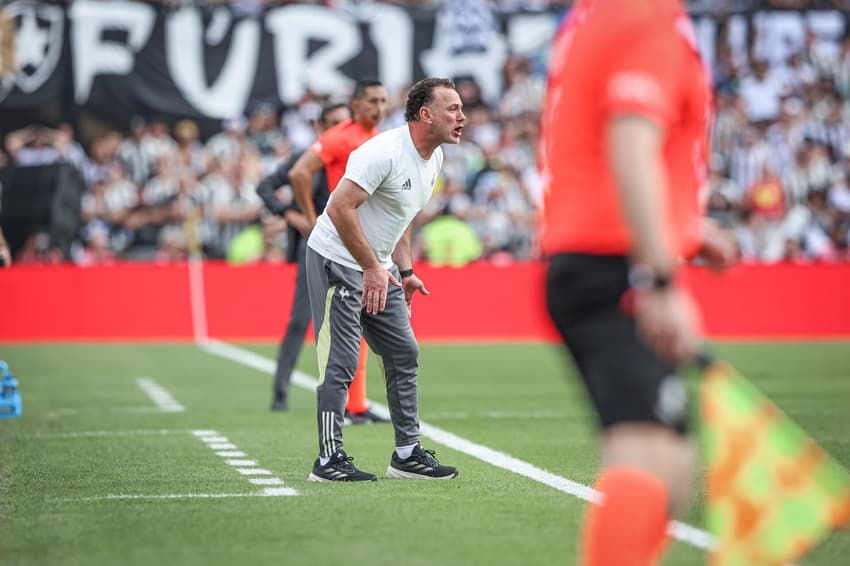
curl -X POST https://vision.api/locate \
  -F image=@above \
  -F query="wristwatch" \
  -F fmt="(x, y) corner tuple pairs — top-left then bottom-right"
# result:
(398, 268), (414, 278)
(628, 264), (673, 291)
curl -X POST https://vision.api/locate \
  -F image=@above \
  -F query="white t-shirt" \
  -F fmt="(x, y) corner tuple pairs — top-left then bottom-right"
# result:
(308, 125), (443, 271)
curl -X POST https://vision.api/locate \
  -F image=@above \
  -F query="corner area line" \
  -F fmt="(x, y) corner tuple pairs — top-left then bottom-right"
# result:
(196, 338), (715, 552)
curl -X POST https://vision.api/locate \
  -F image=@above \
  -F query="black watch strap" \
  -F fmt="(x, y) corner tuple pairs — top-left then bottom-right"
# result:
(398, 268), (414, 278)
(628, 264), (674, 291)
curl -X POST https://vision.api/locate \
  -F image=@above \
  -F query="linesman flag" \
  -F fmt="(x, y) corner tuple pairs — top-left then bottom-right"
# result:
(700, 358), (850, 566)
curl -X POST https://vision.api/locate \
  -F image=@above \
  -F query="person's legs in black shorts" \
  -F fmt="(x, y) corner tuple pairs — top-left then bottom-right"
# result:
(546, 253), (697, 565)
(546, 253), (688, 435)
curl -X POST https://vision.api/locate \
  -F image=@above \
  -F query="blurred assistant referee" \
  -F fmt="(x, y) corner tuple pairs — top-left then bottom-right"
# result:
(540, 1), (736, 565)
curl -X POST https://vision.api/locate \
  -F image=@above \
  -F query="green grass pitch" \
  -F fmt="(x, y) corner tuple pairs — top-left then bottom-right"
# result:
(1, 341), (848, 565)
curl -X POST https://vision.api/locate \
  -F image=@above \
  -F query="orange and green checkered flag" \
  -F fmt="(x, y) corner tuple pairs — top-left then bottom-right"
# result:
(700, 358), (850, 566)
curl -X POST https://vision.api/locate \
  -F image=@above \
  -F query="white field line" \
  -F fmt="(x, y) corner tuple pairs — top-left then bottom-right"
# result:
(35, 429), (181, 439)
(135, 377), (185, 413)
(68, 489), (297, 502)
(191, 429), (298, 495)
(198, 338), (715, 552)
(236, 468), (272, 476)
(110, 406), (171, 414)
(45, 407), (171, 417)
(44, 408), (80, 417)
(248, 478), (284, 486)
(425, 410), (570, 420)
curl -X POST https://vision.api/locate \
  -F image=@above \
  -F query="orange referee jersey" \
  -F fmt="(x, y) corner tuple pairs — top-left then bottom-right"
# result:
(540, 0), (711, 260)
(311, 119), (379, 192)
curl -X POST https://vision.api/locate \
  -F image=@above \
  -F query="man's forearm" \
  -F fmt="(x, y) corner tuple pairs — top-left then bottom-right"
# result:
(608, 115), (673, 273)
(391, 224), (413, 270)
(255, 168), (288, 216)
(284, 209), (311, 236)
(329, 206), (380, 270)
(290, 170), (317, 225)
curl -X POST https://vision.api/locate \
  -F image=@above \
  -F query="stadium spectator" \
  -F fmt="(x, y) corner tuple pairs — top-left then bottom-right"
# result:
(79, 163), (138, 253)
(140, 117), (178, 173)
(117, 116), (150, 187)
(81, 132), (122, 189)
(199, 155), (263, 258)
(413, 177), (483, 266)
(499, 56), (545, 119)
(15, 231), (62, 264)
(739, 59), (785, 125)
(54, 123), (88, 173)
(5, 126), (61, 166)
(304, 77), (463, 482)
(468, 155), (535, 259)
(247, 102), (290, 174)
(280, 96), (323, 153)
(540, 2), (736, 565)
(206, 116), (249, 163)
(173, 119), (208, 179)
(74, 221), (117, 266)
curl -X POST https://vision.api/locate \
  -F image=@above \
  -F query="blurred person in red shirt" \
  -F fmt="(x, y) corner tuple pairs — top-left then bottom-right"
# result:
(540, 1), (736, 564)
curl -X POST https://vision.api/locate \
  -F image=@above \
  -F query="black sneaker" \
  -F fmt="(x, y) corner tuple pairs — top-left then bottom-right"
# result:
(307, 450), (377, 482)
(386, 444), (458, 480)
(270, 393), (288, 412)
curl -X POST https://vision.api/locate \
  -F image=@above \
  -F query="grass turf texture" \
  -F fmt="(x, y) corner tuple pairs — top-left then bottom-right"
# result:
(0, 341), (848, 565)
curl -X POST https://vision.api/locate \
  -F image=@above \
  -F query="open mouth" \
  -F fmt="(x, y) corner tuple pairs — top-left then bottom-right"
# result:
(453, 126), (464, 137)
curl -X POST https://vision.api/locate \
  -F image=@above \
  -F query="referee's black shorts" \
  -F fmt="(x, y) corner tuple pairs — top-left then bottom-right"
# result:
(546, 253), (689, 435)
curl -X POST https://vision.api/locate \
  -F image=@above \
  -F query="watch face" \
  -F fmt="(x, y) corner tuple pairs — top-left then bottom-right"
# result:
(628, 265), (673, 291)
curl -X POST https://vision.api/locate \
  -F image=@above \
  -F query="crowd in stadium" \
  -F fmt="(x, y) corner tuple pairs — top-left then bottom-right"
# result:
(154, 1), (850, 12)
(2, 3), (850, 266)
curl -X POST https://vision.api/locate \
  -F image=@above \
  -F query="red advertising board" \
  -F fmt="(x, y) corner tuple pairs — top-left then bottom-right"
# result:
(2, 262), (849, 342)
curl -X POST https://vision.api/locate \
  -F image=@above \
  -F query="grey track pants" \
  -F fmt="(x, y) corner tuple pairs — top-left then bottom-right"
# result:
(305, 246), (420, 458)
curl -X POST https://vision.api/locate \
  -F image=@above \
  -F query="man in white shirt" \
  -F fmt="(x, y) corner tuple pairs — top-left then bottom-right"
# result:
(305, 78), (466, 482)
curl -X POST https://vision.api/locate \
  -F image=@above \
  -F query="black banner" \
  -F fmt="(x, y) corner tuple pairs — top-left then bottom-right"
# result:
(0, 1), (848, 134)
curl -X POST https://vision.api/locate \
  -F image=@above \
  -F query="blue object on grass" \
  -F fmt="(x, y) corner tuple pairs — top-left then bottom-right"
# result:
(0, 360), (23, 419)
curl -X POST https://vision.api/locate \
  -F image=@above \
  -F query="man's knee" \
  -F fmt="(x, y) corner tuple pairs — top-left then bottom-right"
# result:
(392, 336), (419, 362)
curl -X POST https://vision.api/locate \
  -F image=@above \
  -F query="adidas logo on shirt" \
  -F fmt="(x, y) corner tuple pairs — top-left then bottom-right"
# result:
(401, 178), (412, 191)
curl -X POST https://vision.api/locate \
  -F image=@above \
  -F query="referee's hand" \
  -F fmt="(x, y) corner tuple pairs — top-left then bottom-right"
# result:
(635, 286), (701, 364)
